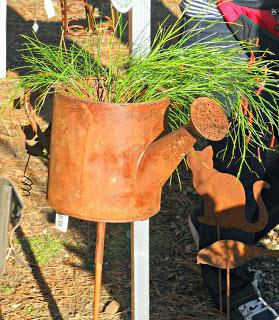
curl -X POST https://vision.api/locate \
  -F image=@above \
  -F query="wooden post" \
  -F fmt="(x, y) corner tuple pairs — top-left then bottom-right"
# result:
(0, 185), (12, 275)
(0, 0), (6, 78)
(93, 222), (106, 320)
(129, 1), (151, 319)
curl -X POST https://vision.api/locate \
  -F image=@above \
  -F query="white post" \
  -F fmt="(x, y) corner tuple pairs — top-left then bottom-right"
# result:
(129, 0), (151, 55)
(0, 0), (7, 78)
(131, 220), (150, 320)
(129, 1), (151, 319)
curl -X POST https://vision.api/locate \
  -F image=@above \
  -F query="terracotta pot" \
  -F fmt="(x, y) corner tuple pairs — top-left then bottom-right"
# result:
(47, 93), (228, 222)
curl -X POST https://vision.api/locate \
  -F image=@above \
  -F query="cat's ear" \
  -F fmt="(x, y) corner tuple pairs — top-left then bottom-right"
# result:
(202, 146), (214, 160)
(186, 148), (198, 170)
(199, 146), (214, 168)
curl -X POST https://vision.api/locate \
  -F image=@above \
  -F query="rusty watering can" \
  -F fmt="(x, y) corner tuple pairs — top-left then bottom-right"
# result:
(46, 93), (228, 319)
(47, 94), (228, 222)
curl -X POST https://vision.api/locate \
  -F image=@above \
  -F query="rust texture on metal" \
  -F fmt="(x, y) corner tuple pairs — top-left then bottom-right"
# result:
(60, 0), (116, 36)
(197, 239), (279, 269)
(138, 98), (228, 198)
(187, 146), (269, 232)
(187, 97), (228, 141)
(226, 266), (230, 320)
(47, 93), (228, 223)
(93, 222), (106, 320)
(60, 0), (95, 36)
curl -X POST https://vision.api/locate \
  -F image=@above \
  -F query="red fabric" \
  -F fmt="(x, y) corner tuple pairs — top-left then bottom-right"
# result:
(217, 0), (279, 36)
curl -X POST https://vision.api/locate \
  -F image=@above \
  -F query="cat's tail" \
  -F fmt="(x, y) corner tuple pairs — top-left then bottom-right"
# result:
(244, 180), (270, 233)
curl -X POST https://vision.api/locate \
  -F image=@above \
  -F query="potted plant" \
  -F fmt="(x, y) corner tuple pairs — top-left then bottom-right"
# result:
(19, 16), (279, 170)
(16, 15), (279, 319)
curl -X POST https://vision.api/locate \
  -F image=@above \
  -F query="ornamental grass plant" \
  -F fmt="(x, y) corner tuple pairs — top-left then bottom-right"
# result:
(17, 15), (279, 175)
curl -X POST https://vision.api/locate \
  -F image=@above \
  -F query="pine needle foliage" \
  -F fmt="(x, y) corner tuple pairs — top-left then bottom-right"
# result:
(17, 15), (279, 175)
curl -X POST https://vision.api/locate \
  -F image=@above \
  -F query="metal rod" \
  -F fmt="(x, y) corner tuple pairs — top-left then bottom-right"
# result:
(217, 222), (223, 316)
(218, 269), (223, 316)
(93, 222), (106, 320)
(226, 263), (230, 320)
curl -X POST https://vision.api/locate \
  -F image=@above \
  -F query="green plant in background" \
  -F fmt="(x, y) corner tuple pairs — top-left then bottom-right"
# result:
(28, 235), (63, 265)
(17, 235), (63, 265)
(24, 305), (34, 315)
(24, 304), (44, 318)
(17, 15), (279, 175)
(0, 285), (15, 295)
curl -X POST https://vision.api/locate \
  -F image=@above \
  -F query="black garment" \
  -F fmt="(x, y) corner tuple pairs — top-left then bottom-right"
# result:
(182, 15), (279, 310)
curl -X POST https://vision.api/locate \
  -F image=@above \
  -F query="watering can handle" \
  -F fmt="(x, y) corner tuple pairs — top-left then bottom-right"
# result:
(23, 91), (50, 152)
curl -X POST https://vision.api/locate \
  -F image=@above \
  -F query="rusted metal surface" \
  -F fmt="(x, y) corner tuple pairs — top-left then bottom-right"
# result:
(188, 97), (228, 141)
(197, 239), (279, 269)
(60, 0), (95, 36)
(47, 93), (228, 223)
(197, 239), (279, 319)
(187, 143), (269, 317)
(60, 0), (116, 36)
(226, 266), (230, 320)
(93, 222), (106, 320)
(187, 146), (269, 232)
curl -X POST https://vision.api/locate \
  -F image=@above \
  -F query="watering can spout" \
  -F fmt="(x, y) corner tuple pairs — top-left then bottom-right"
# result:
(137, 97), (229, 197)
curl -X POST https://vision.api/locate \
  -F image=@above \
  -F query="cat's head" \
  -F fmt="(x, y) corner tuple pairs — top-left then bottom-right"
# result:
(187, 146), (214, 174)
